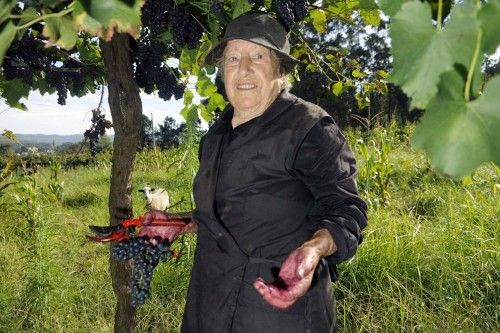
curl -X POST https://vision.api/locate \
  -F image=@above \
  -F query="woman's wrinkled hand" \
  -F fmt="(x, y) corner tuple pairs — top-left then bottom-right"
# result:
(138, 210), (197, 244)
(253, 228), (335, 309)
(253, 244), (321, 309)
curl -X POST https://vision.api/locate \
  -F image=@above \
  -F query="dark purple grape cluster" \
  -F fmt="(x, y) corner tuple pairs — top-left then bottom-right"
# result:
(134, 39), (185, 101)
(167, 5), (203, 49)
(83, 108), (112, 156)
(141, 0), (174, 36)
(1, 25), (102, 105)
(273, 0), (295, 30)
(112, 237), (173, 306)
(64, 59), (86, 96)
(2, 30), (58, 86)
(210, 0), (224, 16)
(187, 18), (203, 50)
(45, 71), (69, 105)
(272, 0), (309, 30)
(293, 0), (309, 21)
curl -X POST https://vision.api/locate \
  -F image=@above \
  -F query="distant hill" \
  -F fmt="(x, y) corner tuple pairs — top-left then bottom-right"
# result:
(0, 134), (115, 153)
(0, 134), (84, 152)
(6, 134), (83, 145)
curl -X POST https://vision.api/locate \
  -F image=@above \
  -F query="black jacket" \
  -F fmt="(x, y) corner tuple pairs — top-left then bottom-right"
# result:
(181, 91), (367, 333)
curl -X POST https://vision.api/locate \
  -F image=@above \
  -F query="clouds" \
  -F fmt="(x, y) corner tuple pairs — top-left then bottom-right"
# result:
(1, 90), (187, 135)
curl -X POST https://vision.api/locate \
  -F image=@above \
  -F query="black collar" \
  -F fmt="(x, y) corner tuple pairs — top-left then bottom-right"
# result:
(210, 90), (297, 135)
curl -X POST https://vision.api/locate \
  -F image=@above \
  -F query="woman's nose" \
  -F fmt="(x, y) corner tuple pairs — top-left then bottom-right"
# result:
(237, 55), (253, 74)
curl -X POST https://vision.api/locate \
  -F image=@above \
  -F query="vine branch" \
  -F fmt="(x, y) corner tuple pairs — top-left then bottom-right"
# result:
(14, 7), (74, 31)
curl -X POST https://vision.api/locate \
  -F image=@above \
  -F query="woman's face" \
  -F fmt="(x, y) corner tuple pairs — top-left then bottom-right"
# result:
(222, 39), (283, 114)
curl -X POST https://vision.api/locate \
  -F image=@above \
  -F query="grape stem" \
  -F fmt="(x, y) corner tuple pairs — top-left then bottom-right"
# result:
(13, 6), (74, 31)
(308, 5), (355, 25)
(293, 32), (348, 83)
(437, 0), (443, 30)
(464, 28), (482, 102)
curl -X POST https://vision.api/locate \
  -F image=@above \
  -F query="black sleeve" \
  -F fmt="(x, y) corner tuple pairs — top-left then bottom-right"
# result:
(293, 117), (367, 266)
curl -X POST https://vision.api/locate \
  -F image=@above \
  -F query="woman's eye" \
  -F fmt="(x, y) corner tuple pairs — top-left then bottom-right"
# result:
(225, 56), (239, 64)
(252, 54), (264, 60)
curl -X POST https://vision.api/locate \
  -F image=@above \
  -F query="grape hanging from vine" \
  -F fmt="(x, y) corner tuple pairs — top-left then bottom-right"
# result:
(272, 0), (310, 30)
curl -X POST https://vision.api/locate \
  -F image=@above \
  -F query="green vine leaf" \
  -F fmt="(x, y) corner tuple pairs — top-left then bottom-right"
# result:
(43, 15), (78, 49)
(0, 0), (17, 25)
(180, 104), (198, 123)
(309, 9), (327, 33)
(2, 129), (19, 143)
(359, 9), (380, 26)
(358, 0), (378, 10)
(73, 0), (142, 40)
(377, 0), (405, 16)
(389, 0), (480, 109)
(332, 81), (343, 96)
(412, 70), (500, 178)
(478, 0), (500, 54)
(1, 78), (30, 110)
(352, 69), (366, 78)
(232, 0), (252, 19)
(0, 20), (16, 64)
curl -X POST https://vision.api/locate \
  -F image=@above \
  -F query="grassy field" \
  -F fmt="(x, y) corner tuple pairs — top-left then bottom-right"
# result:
(0, 127), (498, 332)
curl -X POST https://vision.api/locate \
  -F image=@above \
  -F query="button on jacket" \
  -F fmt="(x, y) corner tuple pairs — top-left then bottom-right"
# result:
(181, 91), (367, 333)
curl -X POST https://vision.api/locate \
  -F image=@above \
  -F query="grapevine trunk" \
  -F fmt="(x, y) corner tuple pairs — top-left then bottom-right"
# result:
(100, 33), (143, 333)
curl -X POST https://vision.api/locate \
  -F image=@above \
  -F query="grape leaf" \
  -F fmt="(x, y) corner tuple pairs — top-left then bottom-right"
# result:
(232, 0), (252, 19)
(0, 20), (15, 64)
(43, 15), (78, 49)
(0, 0), (16, 25)
(180, 104), (198, 123)
(309, 9), (327, 33)
(478, 0), (500, 54)
(377, 0), (405, 16)
(412, 70), (500, 178)
(358, 0), (378, 10)
(2, 129), (19, 143)
(359, 9), (380, 26)
(389, 0), (480, 109)
(73, 0), (142, 40)
(196, 75), (217, 97)
(1, 78), (30, 110)
(332, 82), (343, 96)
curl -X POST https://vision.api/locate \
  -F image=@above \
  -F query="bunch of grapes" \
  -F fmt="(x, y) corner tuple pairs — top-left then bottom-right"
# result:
(2, 30), (58, 86)
(83, 108), (112, 156)
(272, 0), (310, 30)
(141, 0), (174, 36)
(112, 237), (174, 306)
(163, 5), (202, 50)
(45, 71), (70, 105)
(210, 0), (224, 16)
(133, 38), (185, 100)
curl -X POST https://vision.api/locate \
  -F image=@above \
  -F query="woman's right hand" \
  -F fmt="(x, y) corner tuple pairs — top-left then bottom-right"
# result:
(139, 210), (198, 244)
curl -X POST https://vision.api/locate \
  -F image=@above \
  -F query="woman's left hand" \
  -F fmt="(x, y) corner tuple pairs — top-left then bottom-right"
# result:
(253, 228), (335, 309)
(253, 244), (321, 309)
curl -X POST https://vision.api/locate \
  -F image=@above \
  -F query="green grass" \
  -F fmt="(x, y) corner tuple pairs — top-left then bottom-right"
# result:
(0, 130), (498, 332)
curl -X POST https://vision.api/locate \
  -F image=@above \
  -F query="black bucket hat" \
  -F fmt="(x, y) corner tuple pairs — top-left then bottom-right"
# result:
(204, 12), (299, 73)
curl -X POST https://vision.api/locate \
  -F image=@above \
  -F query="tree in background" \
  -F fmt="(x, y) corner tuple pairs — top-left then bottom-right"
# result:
(156, 116), (184, 150)
(140, 114), (154, 149)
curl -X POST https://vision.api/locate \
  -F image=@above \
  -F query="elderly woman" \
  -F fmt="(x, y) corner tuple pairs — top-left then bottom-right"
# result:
(145, 12), (367, 333)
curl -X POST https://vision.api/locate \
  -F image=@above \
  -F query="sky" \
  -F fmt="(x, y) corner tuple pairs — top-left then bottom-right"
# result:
(0, 88), (200, 135)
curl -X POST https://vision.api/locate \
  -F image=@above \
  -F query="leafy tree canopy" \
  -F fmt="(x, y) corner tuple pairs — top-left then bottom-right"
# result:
(0, 0), (499, 179)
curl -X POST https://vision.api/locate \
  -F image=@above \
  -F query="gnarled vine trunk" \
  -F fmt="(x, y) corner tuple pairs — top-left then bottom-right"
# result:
(100, 33), (142, 333)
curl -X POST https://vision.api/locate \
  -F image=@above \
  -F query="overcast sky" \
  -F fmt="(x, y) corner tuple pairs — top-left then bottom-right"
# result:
(0, 89), (197, 135)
